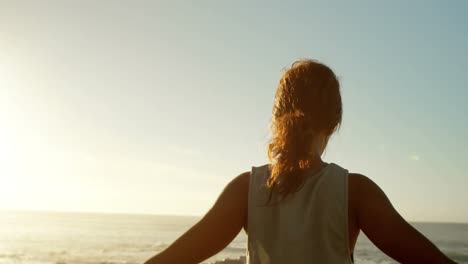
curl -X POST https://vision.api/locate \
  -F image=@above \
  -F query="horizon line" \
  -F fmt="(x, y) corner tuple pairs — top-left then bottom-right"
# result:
(1, 208), (467, 225)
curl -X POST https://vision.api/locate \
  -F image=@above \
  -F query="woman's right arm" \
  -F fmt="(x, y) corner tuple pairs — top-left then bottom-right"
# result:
(349, 173), (456, 264)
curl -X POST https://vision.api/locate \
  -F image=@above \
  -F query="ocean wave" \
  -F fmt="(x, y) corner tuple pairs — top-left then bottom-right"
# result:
(92, 242), (169, 254)
(152, 242), (169, 251)
(222, 246), (245, 253)
(48, 250), (68, 256)
(0, 253), (23, 259)
(446, 251), (468, 263)
(53, 262), (140, 264)
(209, 256), (246, 264)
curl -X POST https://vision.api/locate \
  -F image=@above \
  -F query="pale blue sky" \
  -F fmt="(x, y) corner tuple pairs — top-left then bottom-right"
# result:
(0, 1), (467, 222)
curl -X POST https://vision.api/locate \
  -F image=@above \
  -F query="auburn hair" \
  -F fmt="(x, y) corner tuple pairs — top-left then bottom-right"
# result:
(267, 59), (342, 199)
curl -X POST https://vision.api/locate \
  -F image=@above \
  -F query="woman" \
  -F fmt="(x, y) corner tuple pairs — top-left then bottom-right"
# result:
(145, 59), (456, 264)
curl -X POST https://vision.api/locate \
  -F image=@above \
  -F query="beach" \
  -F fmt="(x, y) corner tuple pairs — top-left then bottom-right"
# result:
(1, 211), (467, 264)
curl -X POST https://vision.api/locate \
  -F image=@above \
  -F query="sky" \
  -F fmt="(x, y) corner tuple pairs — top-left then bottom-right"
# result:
(0, 0), (467, 223)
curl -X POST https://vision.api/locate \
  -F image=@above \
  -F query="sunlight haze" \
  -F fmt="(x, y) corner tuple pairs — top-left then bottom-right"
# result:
(0, 1), (467, 223)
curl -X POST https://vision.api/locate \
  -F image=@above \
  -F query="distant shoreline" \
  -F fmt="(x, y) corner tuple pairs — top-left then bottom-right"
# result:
(0, 208), (200, 219)
(1, 209), (467, 225)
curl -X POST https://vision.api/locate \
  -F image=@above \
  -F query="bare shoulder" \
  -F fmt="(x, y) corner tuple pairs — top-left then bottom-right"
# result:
(348, 173), (392, 221)
(231, 171), (251, 187)
(224, 171), (250, 193)
(206, 171), (251, 214)
(349, 173), (379, 189)
(348, 173), (386, 200)
(217, 171), (250, 230)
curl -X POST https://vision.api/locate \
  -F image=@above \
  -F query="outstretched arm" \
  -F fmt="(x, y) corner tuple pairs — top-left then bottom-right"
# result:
(349, 174), (456, 264)
(144, 172), (250, 264)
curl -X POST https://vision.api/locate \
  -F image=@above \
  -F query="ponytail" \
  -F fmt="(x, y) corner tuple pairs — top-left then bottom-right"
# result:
(266, 59), (342, 200)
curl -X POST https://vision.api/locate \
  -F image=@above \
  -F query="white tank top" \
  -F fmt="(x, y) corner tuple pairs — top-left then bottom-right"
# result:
(246, 162), (353, 264)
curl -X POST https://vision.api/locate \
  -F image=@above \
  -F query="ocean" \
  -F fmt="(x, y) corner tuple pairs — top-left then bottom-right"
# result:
(0, 211), (467, 264)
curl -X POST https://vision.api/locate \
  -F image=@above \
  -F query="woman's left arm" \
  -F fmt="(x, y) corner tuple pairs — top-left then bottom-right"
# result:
(144, 172), (250, 264)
